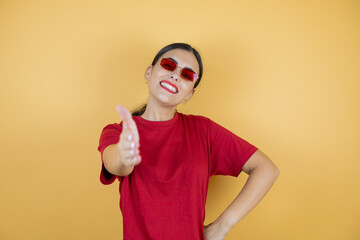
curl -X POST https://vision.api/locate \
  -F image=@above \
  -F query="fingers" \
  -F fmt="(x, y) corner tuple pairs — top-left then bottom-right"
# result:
(121, 134), (140, 149)
(119, 128), (141, 167)
(119, 139), (141, 167)
(119, 129), (141, 167)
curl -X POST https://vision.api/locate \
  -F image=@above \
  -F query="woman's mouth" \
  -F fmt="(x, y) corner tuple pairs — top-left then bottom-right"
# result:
(159, 80), (178, 94)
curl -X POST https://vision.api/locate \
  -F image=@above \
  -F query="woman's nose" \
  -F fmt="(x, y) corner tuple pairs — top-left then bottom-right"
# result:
(170, 73), (179, 81)
(170, 67), (181, 81)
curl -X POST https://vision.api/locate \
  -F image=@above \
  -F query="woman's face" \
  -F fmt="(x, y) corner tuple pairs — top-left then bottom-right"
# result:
(145, 49), (200, 108)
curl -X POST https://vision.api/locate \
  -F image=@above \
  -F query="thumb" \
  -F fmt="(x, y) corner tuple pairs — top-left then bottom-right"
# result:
(116, 104), (132, 128)
(116, 104), (139, 141)
(116, 104), (131, 121)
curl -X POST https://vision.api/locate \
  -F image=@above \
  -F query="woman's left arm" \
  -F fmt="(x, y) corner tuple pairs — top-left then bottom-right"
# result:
(204, 150), (280, 240)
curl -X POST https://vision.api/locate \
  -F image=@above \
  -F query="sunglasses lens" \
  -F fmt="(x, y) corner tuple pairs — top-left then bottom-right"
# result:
(160, 58), (198, 82)
(181, 68), (197, 82)
(160, 58), (177, 71)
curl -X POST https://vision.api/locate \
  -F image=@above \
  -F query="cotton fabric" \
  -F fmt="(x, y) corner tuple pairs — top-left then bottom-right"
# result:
(98, 113), (258, 240)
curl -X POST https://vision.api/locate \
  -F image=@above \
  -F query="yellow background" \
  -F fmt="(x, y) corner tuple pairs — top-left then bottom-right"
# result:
(1, 0), (359, 239)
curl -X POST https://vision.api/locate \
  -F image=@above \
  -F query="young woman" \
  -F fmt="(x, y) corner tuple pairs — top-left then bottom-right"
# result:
(97, 43), (279, 240)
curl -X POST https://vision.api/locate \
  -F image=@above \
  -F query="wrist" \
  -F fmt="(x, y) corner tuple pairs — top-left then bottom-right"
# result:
(214, 212), (235, 235)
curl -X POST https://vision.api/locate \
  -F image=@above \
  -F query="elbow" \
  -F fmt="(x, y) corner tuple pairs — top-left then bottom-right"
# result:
(270, 165), (280, 182)
(273, 164), (280, 176)
(262, 164), (280, 180)
(274, 166), (280, 178)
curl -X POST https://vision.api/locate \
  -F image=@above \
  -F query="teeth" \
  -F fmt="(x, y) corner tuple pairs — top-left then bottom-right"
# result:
(160, 82), (177, 93)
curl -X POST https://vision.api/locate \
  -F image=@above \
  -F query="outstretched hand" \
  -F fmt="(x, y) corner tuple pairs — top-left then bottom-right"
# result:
(116, 104), (141, 167)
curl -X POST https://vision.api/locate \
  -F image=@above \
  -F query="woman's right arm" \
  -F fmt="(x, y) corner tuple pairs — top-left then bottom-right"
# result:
(102, 105), (141, 177)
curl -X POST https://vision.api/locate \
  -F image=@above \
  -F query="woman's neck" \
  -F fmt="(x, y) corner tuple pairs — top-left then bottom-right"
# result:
(141, 102), (177, 121)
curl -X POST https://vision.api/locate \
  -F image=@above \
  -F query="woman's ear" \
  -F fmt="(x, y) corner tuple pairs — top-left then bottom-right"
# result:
(185, 89), (195, 102)
(145, 65), (153, 82)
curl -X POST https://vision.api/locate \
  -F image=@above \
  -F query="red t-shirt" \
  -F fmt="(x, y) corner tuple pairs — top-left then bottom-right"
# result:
(97, 112), (258, 240)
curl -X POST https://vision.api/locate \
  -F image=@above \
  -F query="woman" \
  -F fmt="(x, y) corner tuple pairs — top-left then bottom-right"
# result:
(98, 43), (279, 240)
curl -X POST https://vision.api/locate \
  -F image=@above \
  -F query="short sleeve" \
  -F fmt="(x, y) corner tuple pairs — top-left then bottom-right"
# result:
(97, 123), (123, 185)
(208, 119), (258, 177)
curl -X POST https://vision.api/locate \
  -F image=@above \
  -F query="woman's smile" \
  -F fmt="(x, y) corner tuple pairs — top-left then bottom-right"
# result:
(159, 80), (178, 94)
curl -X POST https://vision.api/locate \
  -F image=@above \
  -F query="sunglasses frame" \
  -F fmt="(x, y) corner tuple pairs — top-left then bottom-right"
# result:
(159, 58), (198, 82)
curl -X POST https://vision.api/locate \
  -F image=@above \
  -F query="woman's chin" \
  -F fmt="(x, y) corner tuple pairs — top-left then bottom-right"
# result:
(151, 94), (181, 108)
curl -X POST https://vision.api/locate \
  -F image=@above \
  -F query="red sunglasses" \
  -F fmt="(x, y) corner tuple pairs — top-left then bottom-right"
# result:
(160, 58), (198, 82)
